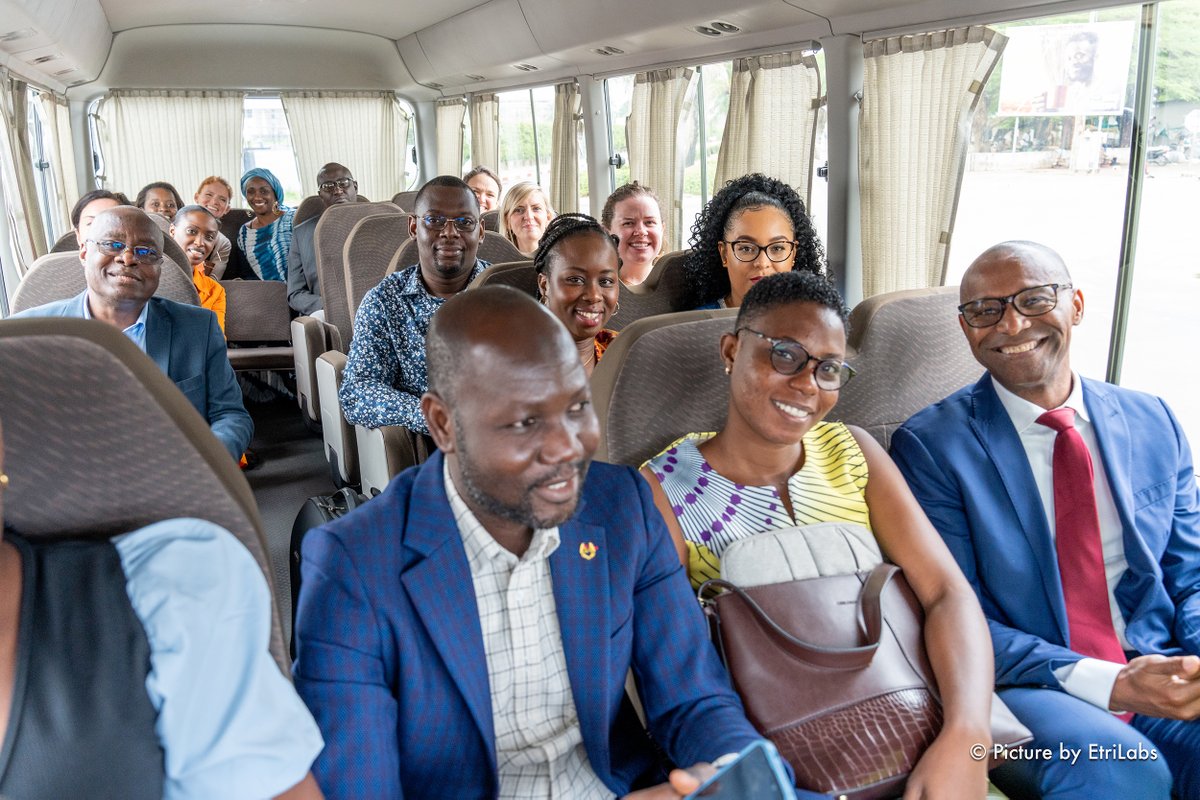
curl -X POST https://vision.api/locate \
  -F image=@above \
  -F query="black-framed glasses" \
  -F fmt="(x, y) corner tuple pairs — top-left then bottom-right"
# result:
(721, 240), (797, 263)
(737, 327), (855, 390)
(318, 177), (355, 192)
(87, 239), (161, 263)
(958, 283), (1073, 328)
(419, 214), (478, 233)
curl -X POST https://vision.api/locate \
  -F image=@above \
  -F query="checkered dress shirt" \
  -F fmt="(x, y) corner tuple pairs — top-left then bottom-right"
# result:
(444, 465), (613, 799)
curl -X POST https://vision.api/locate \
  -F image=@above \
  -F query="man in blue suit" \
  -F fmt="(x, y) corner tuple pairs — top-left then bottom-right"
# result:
(293, 287), (774, 799)
(16, 207), (252, 459)
(891, 241), (1200, 799)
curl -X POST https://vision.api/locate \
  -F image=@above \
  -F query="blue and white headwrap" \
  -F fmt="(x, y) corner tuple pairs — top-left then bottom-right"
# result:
(240, 168), (289, 210)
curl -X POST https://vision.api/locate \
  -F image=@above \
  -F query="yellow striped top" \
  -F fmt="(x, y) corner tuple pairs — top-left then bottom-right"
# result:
(645, 422), (871, 588)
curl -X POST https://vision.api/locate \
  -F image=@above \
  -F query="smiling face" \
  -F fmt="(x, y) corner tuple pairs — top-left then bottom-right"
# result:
(141, 188), (178, 220)
(718, 206), (796, 307)
(170, 210), (220, 269)
(507, 189), (551, 254)
(608, 194), (662, 282)
(81, 208), (163, 311)
(243, 177), (277, 218)
(537, 231), (620, 344)
(959, 244), (1082, 409)
(410, 185), (483, 292)
(466, 173), (500, 213)
(722, 300), (846, 446)
(195, 181), (231, 217)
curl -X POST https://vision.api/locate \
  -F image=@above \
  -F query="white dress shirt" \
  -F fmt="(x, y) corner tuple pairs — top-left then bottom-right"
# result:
(992, 374), (1128, 712)
(444, 464), (612, 800)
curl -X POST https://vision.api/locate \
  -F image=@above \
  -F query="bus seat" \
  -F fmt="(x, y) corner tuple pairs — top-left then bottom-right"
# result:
(392, 190), (418, 211)
(221, 280), (293, 371)
(468, 261), (536, 295)
(316, 350), (358, 487)
(219, 208), (254, 243)
(293, 195), (325, 228)
(639, 248), (689, 291)
(0, 317), (290, 673)
(50, 230), (76, 253)
(12, 251), (200, 314)
(344, 214), (410, 322)
(291, 316), (325, 425)
(826, 285), (983, 448)
(355, 424), (431, 497)
(591, 308), (738, 466)
(481, 210), (499, 231)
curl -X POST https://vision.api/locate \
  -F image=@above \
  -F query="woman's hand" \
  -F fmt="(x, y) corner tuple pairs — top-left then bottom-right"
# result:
(903, 728), (991, 800)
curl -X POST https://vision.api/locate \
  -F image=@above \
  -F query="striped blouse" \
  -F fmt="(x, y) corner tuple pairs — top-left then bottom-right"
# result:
(646, 422), (872, 588)
(236, 209), (294, 282)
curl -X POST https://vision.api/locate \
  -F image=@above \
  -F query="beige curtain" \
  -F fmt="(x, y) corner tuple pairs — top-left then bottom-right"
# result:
(626, 67), (693, 249)
(469, 93), (499, 172)
(37, 92), (78, 234)
(95, 90), (243, 203)
(859, 26), (1007, 296)
(435, 98), (467, 177)
(282, 91), (410, 200)
(0, 75), (46, 268)
(548, 82), (580, 214)
(714, 52), (823, 206)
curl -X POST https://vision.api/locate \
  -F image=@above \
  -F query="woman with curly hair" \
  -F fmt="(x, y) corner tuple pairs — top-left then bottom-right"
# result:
(684, 173), (825, 309)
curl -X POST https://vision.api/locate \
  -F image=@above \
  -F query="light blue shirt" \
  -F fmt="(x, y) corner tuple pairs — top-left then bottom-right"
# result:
(114, 518), (323, 799)
(83, 294), (149, 352)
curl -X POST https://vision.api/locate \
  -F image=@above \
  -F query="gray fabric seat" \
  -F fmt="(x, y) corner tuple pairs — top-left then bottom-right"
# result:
(221, 280), (293, 371)
(344, 213), (411, 323)
(826, 285), (983, 448)
(468, 261), (536, 294)
(610, 250), (692, 332)
(0, 317), (289, 672)
(591, 308), (738, 466)
(392, 190), (418, 211)
(293, 195), (325, 228)
(480, 210), (500, 231)
(219, 209), (254, 244)
(12, 251), (200, 314)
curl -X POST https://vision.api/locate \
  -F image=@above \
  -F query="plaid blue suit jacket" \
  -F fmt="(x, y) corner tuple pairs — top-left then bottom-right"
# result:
(293, 450), (761, 799)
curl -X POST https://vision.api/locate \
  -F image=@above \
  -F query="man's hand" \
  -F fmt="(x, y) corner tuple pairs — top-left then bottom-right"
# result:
(622, 764), (716, 799)
(1110, 654), (1200, 719)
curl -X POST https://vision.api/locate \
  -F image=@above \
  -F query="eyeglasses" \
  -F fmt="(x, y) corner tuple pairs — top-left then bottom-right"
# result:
(318, 177), (355, 192)
(737, 327), (855, 390)
(958, 283), (1073, 328)
(722, 240), (797, 263)
(419, 214), (478, 233)
(87, 239), (161, 263)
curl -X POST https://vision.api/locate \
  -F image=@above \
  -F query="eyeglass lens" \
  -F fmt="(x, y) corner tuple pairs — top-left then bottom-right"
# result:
(726, 241), (796, 263)
(960, 284), (1067, 328)
(421, 214), (476, 232)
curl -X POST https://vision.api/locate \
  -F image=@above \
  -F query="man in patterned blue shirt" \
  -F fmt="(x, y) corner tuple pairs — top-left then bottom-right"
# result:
(339, 176), (490, 434)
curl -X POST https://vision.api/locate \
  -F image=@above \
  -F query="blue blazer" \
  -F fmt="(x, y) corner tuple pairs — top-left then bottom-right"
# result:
(15, 292), (252, 459)
(891, 374), (1200, 689)
(293, 451), (762, 800)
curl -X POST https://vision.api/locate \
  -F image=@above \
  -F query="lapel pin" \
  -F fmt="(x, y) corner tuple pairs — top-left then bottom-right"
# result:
(579, 541), (598, 560)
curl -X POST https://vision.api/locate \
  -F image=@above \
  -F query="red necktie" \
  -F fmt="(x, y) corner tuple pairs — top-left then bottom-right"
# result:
(1037, 408), (1128, 669)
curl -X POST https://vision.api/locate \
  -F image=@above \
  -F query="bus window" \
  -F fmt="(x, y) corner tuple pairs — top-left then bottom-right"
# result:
(494, 86), (556, 197)
(242, 97), (303, 207)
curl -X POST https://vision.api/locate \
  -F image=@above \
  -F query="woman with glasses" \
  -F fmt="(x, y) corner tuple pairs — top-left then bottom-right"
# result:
(642, 271), (993, 796)
(533, 214), (620, 376)
(498, 181), (555, 256)
(684, 173), (825, 310)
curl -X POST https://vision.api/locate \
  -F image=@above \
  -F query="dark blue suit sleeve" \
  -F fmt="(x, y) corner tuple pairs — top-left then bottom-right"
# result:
(890, 425), (1082, 688)
(293, 526), (403, 800)
(201, 313), (253, 458)
(1158, 400), (1200, 655)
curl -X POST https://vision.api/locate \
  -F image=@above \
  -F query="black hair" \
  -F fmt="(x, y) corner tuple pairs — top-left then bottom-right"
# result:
(684, 173), (825, 307)
(70, 189), (130, 229)
(135, 181), (184, 211)
(171, 205), (218, 225)
(532, 213), (621, 282)
(735, 271), (849, 332)
(414, 175), (479, 215)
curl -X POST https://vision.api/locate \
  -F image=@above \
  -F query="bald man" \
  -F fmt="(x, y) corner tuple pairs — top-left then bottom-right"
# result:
(891, 242), (1200, 799)
(293, 287), (791, 800)
(287, 162), (358, 316)
(15, 207), (252, 459)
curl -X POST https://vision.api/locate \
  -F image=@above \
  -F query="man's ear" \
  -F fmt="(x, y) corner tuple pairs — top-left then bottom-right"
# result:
(1071, 288), (1085, 325)
(421, 392), (456, 453)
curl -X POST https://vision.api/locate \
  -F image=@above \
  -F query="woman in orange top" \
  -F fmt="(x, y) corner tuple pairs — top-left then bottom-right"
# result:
(170, 205), (227, 335)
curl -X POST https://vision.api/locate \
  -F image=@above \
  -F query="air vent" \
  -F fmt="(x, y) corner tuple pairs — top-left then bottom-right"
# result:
(711, 21), (741, 33)
(427, 82), (444, 90)
(513, 63), (539, 72)
(30, 54), (60, 65)
(0, 28), (36, 44)
(592, 45), (625, 56)
(693, 25), (721, 37)
(53, 68), (77, 77)
(466, 74), (485, 81)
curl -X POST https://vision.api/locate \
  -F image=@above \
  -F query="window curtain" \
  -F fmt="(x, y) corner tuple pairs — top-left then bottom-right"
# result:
(281, 91), (410, 201)
(95, 90), (243, 206)
(714, 52), (823, 207)
(0, 74), (46, 269)
(37, 92), (78, 234)
(435, 98), (467, 178)
(625, 67), (694, 250)
(548, 82), (580, 214)
(469, 93), (499, 173)
(859, 26), (1007, 296)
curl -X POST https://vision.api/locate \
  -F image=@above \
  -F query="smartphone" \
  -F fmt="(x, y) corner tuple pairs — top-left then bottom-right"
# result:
(684, 740), (797, 799)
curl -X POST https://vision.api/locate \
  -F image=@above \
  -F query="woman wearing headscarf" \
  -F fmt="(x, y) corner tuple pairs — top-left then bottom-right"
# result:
(227, 168), (294, 282)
